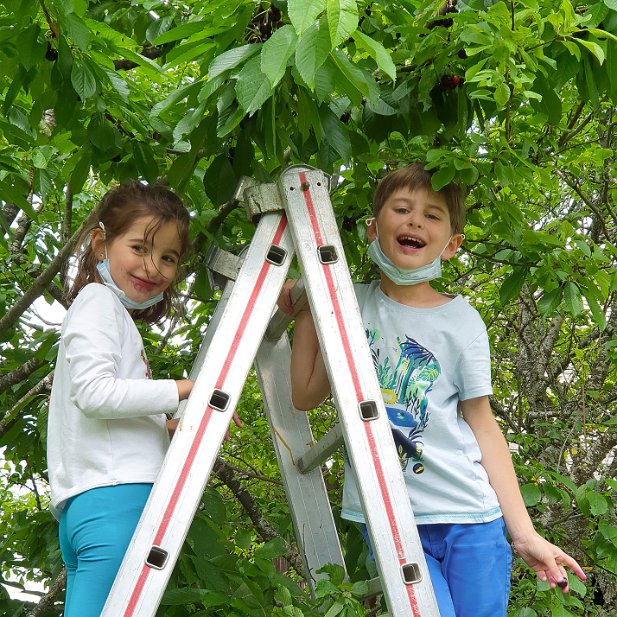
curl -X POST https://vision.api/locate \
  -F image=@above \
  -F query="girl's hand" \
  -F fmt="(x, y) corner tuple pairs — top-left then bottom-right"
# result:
(166, 418), (179, 438)
(512, 532), (587, 592)
(176, 379), (194, 401)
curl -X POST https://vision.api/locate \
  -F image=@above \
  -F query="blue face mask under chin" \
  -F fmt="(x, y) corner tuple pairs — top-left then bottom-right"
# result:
(96, 259), (164, 310)
(366, 221), (455, 286)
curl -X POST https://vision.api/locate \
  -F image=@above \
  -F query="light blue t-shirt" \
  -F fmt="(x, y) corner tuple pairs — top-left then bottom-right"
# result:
(341, 281), (502, 525)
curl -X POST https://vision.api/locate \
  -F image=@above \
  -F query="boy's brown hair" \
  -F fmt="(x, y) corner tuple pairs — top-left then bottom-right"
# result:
(373, 163), (466, 234)
(68, 181), (191, 324)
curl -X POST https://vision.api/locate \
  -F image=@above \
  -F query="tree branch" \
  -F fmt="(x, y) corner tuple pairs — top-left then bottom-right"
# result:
(0, 203), (102, 336)
(26, 569), (66, 617)
(0, 373), (53, 440)
(213, 457), (304, 575)
(0, 357), (45, 395)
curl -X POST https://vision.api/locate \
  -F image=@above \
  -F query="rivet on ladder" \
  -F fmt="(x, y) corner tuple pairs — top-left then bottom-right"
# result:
(318, 245), (338, 264)
(401, 562), (422, 585)
(359, 400), (379, 421)
(266, 244), (287, 265)
(145, 546), (169, 570)
(209, 389), (230, 411)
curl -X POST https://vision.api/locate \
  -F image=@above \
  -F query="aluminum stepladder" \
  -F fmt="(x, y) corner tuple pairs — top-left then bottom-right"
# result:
(101, 166), (440, 617)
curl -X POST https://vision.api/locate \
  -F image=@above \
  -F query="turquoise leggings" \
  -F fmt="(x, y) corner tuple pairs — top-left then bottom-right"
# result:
(59, 484), (152, 617)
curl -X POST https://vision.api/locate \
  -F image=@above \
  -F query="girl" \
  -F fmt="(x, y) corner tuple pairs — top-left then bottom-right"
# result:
(47, 181), (194, 616)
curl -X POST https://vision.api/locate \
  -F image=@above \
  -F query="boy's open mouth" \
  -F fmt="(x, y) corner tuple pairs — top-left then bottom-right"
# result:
(397, 235), (425, 248)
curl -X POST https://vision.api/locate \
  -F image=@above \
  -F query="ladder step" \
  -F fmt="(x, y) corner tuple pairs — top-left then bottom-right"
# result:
(296, 423), (344, 474)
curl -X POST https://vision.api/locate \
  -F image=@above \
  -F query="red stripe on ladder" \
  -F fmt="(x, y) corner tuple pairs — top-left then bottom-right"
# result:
(123, 215), (289, 616)
(298, 172), (421, 616)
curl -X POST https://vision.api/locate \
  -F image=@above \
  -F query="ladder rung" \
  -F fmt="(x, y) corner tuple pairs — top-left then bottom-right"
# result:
(296, 423), (344, 473)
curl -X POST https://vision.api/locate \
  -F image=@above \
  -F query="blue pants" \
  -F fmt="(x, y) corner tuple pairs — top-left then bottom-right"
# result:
(59, 484), (152, 617)
(361, 518), (512, 617)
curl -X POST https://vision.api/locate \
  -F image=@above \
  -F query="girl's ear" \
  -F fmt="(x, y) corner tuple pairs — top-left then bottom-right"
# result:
(91, 228), (106, 260)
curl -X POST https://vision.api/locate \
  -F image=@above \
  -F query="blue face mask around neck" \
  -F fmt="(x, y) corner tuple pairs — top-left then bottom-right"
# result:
(366, 221), (455, 286)
(96, 258), (165, 310)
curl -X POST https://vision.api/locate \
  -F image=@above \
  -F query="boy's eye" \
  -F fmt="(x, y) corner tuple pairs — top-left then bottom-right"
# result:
(132, 244), (146, 253)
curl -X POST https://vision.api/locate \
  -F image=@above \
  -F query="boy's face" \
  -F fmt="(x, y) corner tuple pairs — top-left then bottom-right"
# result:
(367, 188), (463, 272)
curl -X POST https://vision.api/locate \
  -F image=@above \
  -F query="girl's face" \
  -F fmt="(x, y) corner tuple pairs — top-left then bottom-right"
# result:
(94, 216), (182, 304)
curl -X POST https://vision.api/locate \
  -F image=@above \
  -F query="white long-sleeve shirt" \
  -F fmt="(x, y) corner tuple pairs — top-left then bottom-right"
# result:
(47, 283), (179, 519)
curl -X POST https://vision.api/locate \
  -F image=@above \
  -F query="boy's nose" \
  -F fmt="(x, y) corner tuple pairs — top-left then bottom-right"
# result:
(406, 211), (423, 228)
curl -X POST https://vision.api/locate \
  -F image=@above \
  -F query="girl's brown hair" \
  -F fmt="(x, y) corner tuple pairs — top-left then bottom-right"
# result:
(373, 163), (467, 234)
(68, 181), (190, 324)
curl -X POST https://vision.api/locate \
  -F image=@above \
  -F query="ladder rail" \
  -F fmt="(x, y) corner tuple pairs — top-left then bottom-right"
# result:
(101, 213), (294, 617)
(281, 167), (440, 617)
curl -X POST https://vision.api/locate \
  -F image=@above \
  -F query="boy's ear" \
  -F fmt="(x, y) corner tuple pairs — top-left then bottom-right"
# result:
(442, 233), (464, 261)
(366, 217), (377, 242)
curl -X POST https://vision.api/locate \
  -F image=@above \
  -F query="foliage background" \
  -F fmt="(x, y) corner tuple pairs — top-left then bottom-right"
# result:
(0, 0), (616, 614)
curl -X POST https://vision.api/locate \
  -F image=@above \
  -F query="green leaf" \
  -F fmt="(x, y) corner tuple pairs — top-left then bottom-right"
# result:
(208, 44), (261, 79)
(71, 59), (97, 99)
(352, 31), (396, 81)
(537, 287), (563, 315)
(254, 536), (286, 559)
(261, 25), (298, 87)
(577, 38), (605, 64)
(431, 166), (455, 190)
(521, 483), (542, 506)
(289, 0), (327, 35)
(152, 21), (221, 45)
(235, 56), (273, 114)
(494, 82), (511, 109)
(500, 268), (526, 305)
(65, 13), (90, 51)
(320, 107), (351, 159)
(295, 22), (331, 88)
(326, 0), (358, 48)
(587, 491), (609, 516)
(161, 587), (207, 605)
(563, 281), (584, 316)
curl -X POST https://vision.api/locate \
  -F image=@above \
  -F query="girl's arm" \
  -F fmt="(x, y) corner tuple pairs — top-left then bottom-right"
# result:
(65, 285), (180, 419)
(460, 396), (586, 592)
(290, 309), (331, 410)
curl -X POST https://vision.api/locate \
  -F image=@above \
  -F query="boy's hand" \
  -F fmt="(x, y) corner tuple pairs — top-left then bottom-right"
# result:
(512, 532), (586, 592)
(225, 411), (242, 441)
(278, 279), (297, 315)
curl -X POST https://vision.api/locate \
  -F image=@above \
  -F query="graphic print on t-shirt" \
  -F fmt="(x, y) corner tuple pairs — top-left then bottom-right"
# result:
(366, 328), (441, 475)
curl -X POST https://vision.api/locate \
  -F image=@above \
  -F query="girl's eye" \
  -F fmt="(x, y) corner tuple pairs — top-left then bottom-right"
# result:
(132, 244), (146, 253)
(163, 256), (178, 265)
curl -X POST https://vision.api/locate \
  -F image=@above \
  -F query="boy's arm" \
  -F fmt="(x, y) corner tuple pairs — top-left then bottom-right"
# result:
(290, 309), (331, 410)
(461, 396), (586, 592)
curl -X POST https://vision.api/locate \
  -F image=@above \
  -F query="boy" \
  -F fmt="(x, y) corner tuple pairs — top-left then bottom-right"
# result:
(286, 163), (585, 616)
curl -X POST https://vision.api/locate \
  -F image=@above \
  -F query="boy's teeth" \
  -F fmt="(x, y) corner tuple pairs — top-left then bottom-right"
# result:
(399, 236), (424, 248)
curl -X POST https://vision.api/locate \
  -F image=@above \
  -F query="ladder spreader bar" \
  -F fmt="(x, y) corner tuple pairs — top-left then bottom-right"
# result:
(298, 173), (421, 616)
(123, 215), (289, 617)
